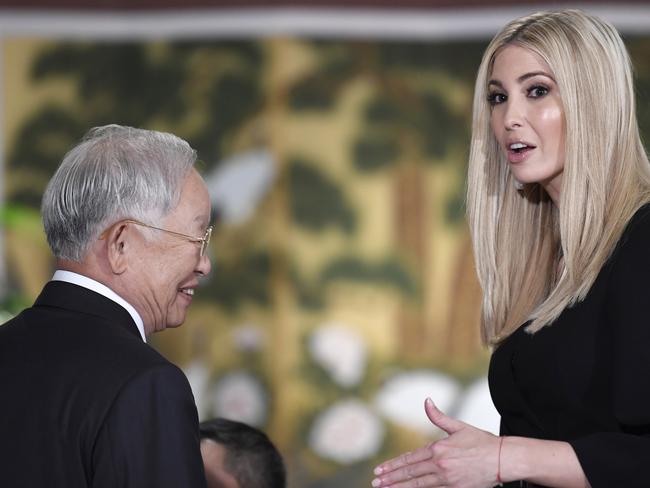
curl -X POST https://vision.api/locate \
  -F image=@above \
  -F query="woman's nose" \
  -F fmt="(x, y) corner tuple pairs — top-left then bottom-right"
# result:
(504, 99), (524, 130)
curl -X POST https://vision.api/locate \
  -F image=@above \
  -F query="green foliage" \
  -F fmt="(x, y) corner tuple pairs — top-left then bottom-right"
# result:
(293, 40), (477, 172)
(445, 186), (467, 225)
(292, 253), (418, 307)
(212, 74), (261, 135)
(419, 93), (469, 160)
(34, 43), (188, 123)
(170, 40), (263, 68)
(307, 40), (359, 73)
(192, 73), (263, 164)
(289, 159), (356, 233)
(7, 106), (84, 206)
(353, 86), (470, 171)
(8, 40), (264, 207)
(378, 41), (486, 79)
(365, 98), (403, 124)
(0, 204), (43, 234)
(352, 133), (400, 171)
(199, 251), (271, 310)
(291, 268), (325, 310)
(288, 72), (346, 111)
(0, 291), (30, 317)
(319, 255), (417, 296)
(288, 42), (357, 111)
(627, 37), (650, 141)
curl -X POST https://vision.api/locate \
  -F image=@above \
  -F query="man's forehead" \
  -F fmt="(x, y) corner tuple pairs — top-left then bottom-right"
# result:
(201, 440), (240, 488)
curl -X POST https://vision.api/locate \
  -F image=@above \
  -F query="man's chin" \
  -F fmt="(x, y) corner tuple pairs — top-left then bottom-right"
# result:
(165, 318), (186, 329)
(165, 309), (188, 329)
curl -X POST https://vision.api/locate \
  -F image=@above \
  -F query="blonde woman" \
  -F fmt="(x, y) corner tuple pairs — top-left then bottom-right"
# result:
(372, 9), (650, 488)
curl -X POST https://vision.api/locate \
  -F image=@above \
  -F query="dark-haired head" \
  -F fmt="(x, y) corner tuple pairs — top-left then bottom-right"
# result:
(199, 418), (286, 488)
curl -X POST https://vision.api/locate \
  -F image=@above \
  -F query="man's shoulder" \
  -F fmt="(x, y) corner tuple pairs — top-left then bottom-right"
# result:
(0, 301), (176, 397)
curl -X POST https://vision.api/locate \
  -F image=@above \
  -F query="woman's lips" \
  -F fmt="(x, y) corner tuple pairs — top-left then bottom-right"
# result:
(507, 146), (534, 164)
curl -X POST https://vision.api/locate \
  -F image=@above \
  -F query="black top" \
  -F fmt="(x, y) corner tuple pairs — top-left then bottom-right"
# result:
(0, 281), (207, 488)
(489, 204), (650, 488)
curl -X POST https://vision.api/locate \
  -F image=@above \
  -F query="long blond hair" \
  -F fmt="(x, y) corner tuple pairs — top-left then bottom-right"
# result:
(467, 9), (650, 345)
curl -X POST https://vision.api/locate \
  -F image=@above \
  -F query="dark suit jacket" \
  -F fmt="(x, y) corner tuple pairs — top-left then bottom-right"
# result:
(0, 280), (207, 488)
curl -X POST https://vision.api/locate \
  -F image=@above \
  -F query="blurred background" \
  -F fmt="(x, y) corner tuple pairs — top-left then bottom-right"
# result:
(2, 1), (650, 486)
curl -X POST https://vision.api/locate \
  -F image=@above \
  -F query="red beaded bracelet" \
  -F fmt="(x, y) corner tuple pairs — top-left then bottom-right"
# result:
(497, 436), (505, 484)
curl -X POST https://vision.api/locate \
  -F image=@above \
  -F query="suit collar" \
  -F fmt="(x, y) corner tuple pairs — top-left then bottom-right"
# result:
(51, 270), (146, 342)
(34, 281), (144, 341)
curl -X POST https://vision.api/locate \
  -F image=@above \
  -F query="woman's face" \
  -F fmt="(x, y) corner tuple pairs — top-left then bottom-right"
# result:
(488, 44), (565, 202)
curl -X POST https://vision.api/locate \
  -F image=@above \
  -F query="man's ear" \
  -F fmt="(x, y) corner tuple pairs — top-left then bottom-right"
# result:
(105, 222), (130, 274)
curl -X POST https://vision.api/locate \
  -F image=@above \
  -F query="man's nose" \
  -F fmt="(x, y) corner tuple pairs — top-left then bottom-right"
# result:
(196, 252), (212, 277)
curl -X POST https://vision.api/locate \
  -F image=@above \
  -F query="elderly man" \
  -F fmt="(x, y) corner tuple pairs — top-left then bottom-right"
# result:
(0, 125), (211, 487)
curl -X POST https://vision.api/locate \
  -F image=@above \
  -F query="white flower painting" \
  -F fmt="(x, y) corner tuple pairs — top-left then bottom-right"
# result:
(309, 398), (385, 464)
(309, 321), (367, 388)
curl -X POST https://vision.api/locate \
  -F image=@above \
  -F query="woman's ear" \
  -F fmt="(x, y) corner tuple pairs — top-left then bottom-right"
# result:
(105, 222), (130, 275)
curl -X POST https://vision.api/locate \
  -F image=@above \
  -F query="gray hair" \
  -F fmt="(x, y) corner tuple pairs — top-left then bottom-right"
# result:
(42, 124), (197, 262)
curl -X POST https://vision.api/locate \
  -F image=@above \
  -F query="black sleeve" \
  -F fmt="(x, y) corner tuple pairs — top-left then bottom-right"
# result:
(91, 363), (207, 488)
(569, 213), (650, 488)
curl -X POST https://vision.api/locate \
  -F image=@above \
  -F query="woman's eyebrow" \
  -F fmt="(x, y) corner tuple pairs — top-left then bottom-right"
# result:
(517, 70), (555, 83)
(488, 71), (555, 88)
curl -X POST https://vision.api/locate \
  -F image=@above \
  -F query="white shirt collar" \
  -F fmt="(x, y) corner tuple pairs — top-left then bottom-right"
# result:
(51, 270), (147, 343)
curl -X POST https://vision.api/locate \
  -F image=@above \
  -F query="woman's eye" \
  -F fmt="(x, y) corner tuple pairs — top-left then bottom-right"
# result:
(487, 92), (506, 105)
(528, 85), (549, 98)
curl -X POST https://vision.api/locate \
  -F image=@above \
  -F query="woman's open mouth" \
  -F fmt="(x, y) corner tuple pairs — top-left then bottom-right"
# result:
(507, 142), (535, 163)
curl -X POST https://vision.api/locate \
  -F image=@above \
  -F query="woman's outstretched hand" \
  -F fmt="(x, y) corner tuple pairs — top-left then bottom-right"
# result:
(371, 398), (502, 488)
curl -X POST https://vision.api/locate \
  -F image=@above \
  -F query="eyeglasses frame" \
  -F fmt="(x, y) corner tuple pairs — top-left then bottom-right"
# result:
(101, 219), (213, 257)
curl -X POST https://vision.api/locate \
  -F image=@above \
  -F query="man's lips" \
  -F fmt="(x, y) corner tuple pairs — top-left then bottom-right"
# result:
(178, 282), (198, 298)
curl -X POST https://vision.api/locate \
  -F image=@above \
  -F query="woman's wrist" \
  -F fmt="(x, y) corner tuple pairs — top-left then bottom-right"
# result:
(496, 436), (505, 485)
(498, 436), (583, 486)
(497, 435), (530, 484)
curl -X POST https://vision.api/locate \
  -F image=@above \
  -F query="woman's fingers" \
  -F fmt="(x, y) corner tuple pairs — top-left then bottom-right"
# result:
(372, 468), (443, 488)
(372, 442), (450, 487)
(371, 398), (486, 488)
(374, 443), (435, 476)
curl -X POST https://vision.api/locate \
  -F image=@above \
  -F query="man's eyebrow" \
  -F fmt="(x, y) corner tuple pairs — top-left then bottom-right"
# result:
(488, 71), (555, 88)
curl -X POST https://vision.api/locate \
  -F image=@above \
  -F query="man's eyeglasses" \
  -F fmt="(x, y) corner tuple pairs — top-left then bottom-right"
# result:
(101, 219), (213, 257)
